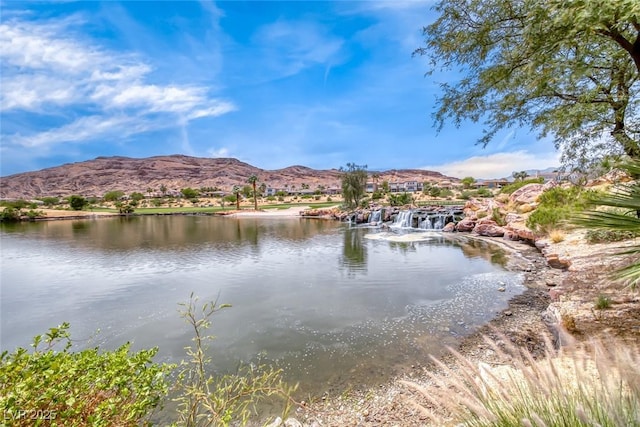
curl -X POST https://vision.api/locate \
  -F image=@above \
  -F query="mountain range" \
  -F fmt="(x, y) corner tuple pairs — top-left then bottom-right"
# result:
(0, 155), (457, 199)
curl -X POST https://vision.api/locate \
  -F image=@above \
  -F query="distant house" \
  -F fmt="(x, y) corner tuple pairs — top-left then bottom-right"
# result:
(475, 179), (510, 189)
(365, 182), (378, 193)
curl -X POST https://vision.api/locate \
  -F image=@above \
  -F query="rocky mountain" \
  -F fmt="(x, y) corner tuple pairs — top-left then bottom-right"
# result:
(0, 155), (456, 199)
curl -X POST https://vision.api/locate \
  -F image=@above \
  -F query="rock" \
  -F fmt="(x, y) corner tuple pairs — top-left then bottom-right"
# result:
(505, 213), (523, 224)
(509, 183), (544, 205)
(284, 418), (303, 427)
(455, 218), (476, 232)
(504, 310), (513, 316)
(546, 254), (571, 270)
(474, 221), (505, 237)
(498, 287), (506, 292)
(442, 222), (456, 232)
(504, 224), (536, 242)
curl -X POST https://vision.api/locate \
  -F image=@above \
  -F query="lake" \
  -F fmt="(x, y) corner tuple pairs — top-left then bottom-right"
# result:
(0, 215), (524, 396)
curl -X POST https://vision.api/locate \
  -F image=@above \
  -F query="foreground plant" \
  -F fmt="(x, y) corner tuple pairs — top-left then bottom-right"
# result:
(173, 293), (297, 427)
(0, 323), (172, 426)
(573, 160), (640, 287)
(400, 335), (640, 426)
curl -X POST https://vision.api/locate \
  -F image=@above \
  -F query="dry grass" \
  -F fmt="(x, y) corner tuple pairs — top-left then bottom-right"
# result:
(549, 229), (566, 243)
(400, 334), (640, 426)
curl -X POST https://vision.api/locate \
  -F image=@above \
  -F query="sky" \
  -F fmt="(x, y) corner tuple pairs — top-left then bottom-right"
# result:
(0, 0), (561, 179)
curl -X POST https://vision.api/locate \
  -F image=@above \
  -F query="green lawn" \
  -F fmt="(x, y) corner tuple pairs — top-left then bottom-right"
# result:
(89, 202), (341, 215)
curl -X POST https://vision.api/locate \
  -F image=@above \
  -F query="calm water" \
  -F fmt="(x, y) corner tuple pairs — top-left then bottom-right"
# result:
(0, 216), (523, 395)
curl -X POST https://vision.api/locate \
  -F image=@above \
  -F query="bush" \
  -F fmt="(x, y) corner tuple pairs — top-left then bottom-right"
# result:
(68, 195), (88, 211)
(0, 207), (21, 222)
(0, 323), (172, 426)
(475, 187), (493, 197)
(595, 295), (612, 310)
(526, 206), (569, 234)
(388, 192), (412, 206)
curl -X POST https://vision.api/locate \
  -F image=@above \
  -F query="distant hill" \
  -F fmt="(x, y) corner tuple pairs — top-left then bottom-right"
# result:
(0, 155), (456, 199)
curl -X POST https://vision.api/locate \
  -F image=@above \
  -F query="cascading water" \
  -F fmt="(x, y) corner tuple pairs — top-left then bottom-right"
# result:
(419, 214), (447, 230)
(392, 207), (461, 231)
(368, 210), (382, 225)
(391, 210), (413, 228)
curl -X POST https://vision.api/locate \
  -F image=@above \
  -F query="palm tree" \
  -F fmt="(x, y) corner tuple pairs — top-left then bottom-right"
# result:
(159, 184), (167, 196)
(572, 160), (640, 287)
(232, 185), (241, 210)
(247, 175), (258, 210)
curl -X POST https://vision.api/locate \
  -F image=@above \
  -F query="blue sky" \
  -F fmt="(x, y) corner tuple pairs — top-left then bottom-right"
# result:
(0, 0), (560, 179)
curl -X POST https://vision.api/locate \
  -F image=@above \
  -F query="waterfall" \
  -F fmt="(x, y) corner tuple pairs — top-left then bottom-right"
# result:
(418, 214), (446, 230)
(391, 210), (413, 228)
(369, 210), (382, 225)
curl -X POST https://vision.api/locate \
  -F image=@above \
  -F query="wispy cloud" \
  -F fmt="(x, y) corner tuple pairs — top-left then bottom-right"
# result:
(423, 150), (561, 179)
(252, 19), (345, 79)
(1, 13), (234, 149)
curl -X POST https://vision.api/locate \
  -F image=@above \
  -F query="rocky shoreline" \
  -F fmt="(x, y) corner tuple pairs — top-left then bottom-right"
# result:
(283, 205), (640, 426)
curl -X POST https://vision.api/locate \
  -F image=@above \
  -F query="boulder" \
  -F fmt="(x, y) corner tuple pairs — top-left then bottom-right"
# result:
(509, 183), (544, 205)
(474, 222), (505, 237)
(503, 223), (536, 242)
(456, 218), (476, 232)
(546, 254), (571, 270)
(442, 222), (456, 232)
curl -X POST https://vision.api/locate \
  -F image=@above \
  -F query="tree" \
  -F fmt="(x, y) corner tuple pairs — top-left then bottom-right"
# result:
(512, 171), (529, 182)
(159, 184), (167, 196)
(417, 0), (640, 171)
(461, 176), (476, 189)
(68, 195), (88, 211)
(247, 175), (259, 210)
(103, 190), (124, 202)
(181, 188), (199, 199)
(130, 192), (145, 202)
(232, 185), (241, 210)
(340, 163), (368, 208)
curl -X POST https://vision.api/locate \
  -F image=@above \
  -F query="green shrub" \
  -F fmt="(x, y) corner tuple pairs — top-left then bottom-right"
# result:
(0, 323), (172, 426)
(491, 207), (506, 226)
(266, 195), (276, 201)
(388, 192), (412, 206)
(40, 197), (60, 206)
(0, 207), (21, 222)
(475, 187), (493, 197)
(526, 206), (569, 234)
(0, 199), (30, 209)
(595, 295), (612, 310)
(499, 177), (544, 195)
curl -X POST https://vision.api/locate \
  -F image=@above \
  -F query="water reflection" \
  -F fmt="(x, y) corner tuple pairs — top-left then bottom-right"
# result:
(341, 227), (367, 272)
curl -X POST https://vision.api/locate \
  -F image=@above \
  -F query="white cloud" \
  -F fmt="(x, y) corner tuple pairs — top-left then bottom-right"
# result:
(423, 150), (561, 179)
(208, 147), (230, 158)
(253, 20), (345, 77)
(9, 115), (149, 147)
(1, 14), (235, 148)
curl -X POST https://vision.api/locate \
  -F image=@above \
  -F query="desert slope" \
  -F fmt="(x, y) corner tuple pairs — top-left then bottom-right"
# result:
(0, 155), (455, 199)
